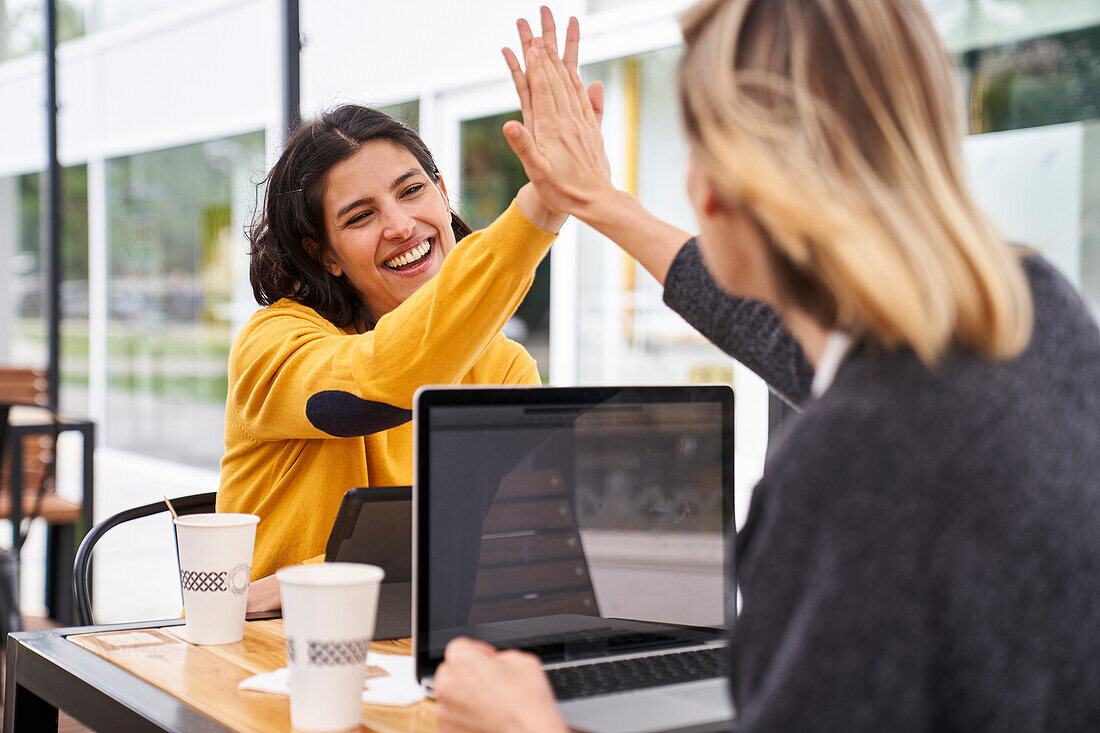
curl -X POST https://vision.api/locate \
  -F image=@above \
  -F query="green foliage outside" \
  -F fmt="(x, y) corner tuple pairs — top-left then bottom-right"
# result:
(970, 25), (1100, 133)
(18, 164), (89, 281)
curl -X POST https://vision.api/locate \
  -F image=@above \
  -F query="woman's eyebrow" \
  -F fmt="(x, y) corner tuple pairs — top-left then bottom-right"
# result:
(390, 168), (421, 190)
(335, 168), (423, 221)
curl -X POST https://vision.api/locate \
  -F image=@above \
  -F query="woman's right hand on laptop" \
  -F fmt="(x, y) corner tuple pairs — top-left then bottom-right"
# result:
(436, 637), (567, 733)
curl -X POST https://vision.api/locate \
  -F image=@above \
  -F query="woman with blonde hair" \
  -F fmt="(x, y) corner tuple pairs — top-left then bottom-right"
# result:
(434, 3), (1100, 730)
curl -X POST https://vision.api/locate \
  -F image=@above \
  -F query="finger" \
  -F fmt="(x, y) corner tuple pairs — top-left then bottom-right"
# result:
(587, 80), (605, 126)
(527, 39), (560, 120)
(460, 637), (498, 657)
(503, 121), (550, 182)
(445, 637), (497, 661)
(533, 40), (570, 116)
(543, 39), (584, 119)
(564, 63), (595, 124)
(497, 649), (548, 675)
(563, 16), (580, 72)
(540, 6), (559, 57)
(502, 46), (522, 74)
(517, 18), (534, 48)
(502, 47), (533, 126)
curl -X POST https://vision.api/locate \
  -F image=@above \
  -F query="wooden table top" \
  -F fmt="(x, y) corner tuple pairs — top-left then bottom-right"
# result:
(68, 620), (436, 733)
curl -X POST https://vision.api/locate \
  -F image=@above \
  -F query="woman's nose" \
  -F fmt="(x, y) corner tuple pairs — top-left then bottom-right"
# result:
(381, 207), (416, 241)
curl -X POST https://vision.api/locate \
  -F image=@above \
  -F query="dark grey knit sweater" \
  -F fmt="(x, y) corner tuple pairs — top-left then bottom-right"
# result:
(663, 239), (1100, 731)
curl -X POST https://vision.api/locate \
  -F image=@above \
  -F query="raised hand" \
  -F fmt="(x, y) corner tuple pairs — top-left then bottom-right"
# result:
(501, 7), (616, 220)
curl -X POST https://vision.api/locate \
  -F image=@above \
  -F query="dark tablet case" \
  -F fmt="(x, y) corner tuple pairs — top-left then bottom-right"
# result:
(324, 486), (412, 641)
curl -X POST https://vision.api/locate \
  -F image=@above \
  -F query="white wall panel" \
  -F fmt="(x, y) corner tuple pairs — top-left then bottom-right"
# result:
(0, 55), (47, 177)
(301, 0), (586, 113)
(0, 0), (691, 178)
(0, 0), (271, 178)
(92, 1), (270, 159)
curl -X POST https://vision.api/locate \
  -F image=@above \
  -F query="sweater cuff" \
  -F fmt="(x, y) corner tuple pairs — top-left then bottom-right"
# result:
(483, 200), (559, 273)
(662, 237), (704, 311)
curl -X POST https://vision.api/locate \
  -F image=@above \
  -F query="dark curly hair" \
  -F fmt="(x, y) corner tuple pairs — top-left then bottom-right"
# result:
(248, 105), (473, 330)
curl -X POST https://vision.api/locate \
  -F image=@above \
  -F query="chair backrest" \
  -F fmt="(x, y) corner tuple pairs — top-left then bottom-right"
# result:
(0, 367), (53, 510)
(0, 368), (49, 408)
(73, 492), (217, 627)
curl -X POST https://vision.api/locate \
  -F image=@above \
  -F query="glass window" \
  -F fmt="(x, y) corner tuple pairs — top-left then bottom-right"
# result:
(930, 0), (1100, 54)
(105, 132), (264, 468)
(379, 100), (420, 132)
(459, 110), (552, 381)
(0, 165), (89, 416)
(576, 50), (771, 526)
(951, 19), (1100, 316)
(965, 25), (1100, 133)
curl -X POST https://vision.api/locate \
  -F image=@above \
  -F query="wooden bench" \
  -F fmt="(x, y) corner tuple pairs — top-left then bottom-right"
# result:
(0, 367), (92, 625)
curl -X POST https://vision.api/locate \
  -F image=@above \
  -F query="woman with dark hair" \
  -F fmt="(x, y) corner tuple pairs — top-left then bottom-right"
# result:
(216, 100), (598, 610)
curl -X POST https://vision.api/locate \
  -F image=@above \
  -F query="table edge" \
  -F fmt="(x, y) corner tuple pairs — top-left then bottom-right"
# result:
(6, 624), (233, 733)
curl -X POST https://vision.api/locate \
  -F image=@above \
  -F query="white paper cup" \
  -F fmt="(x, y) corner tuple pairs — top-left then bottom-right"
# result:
(276, 563), (386, 732)
(173, 513), (259, 645)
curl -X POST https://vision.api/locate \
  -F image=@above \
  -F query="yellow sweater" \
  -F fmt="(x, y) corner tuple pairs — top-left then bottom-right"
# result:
(217, 202), (552, 580)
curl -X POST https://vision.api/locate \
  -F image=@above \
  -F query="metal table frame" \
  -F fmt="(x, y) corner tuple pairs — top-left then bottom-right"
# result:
(4, 618), (230, 733)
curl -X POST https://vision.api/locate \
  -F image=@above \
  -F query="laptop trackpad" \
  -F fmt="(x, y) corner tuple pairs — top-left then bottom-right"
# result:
(558, 678), (734, 733)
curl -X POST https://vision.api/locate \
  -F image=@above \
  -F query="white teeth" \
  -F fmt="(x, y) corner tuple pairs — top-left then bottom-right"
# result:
(385, 241), (431, 269)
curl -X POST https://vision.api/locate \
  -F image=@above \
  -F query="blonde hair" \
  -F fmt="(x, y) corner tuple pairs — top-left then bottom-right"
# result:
(679, 0), (1032, 363)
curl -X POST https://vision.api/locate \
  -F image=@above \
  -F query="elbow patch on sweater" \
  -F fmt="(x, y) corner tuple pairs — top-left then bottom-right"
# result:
(306, 390), (412, 437)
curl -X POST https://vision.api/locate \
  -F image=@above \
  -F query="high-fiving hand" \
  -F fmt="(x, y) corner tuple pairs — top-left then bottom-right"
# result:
(501, 7), (618, 220)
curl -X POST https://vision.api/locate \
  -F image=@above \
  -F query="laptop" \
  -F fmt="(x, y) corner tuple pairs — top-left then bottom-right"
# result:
(324, 486), (412, 641)
(413, 386), (736, 733)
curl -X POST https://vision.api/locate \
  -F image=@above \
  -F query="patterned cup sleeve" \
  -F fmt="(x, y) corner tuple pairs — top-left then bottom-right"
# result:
(179, 563), (251, 597)
(286, 637), (371, 667)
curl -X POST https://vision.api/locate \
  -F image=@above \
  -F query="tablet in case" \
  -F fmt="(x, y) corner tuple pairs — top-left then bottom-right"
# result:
(324, 486), (411, 641)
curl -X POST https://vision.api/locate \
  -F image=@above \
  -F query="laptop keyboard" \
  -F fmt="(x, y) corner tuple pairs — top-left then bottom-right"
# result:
(547, 647), (725, 701)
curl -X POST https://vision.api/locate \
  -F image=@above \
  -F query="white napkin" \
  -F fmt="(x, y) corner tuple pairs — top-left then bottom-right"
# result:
(238, 652), (427, 707)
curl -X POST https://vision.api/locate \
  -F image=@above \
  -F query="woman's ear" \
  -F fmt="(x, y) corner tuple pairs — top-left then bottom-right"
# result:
(687, 154), (732, 223)
(700, 176), (730, 219)
(304, 238), (343, 277)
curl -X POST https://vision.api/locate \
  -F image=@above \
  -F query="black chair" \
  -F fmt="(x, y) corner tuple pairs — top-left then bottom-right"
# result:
(72, 492), (217, 627)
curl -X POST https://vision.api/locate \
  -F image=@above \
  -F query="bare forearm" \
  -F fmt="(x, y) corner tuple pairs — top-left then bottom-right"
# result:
(579, 189), (692, 285)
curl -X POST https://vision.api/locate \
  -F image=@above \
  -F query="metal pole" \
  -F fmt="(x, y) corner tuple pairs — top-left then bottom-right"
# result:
(44, 0), (61, 413)
(282, 0), (301, 139)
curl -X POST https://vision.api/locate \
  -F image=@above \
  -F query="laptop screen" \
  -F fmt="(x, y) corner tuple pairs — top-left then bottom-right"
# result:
(414, 386), (734, 674)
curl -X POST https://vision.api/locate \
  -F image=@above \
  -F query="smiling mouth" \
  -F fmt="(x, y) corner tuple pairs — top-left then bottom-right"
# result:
(383, 239), (432, 271)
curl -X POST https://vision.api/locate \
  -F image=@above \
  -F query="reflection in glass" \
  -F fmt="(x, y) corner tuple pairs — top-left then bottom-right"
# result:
(424, 390), (730, 646)
(105, 132), (264, 467)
